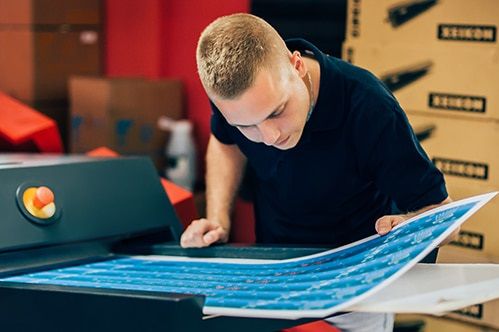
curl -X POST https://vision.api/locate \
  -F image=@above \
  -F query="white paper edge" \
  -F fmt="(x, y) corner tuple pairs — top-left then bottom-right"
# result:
(348, 263), (499, 314)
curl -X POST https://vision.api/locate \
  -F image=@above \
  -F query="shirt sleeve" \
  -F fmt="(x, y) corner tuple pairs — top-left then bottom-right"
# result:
(209, 101), (236, 145)
(352, 95), (448, 213)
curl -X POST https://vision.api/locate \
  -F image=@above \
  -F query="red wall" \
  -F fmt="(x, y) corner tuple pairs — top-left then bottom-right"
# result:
(106, 0), (163, 78)
(105, 0), (250, 173)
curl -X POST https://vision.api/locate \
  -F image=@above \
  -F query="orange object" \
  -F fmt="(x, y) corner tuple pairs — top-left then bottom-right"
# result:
(33, 186), (55, 209)
(22, 186), (57, 219)
(86, 147), (198, 227)
(159, 178), (198, 229)
(0, 92), (63, 153)
(86, 147), (119, 157)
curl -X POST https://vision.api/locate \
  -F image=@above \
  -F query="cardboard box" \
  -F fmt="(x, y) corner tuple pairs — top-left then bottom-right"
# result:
(436, 182), (499, 258)
(70, 77), (184, 170)
(0, 28), (101, 103)
(408, 113), (499, 257)
(396, 314), (484, 332)
(446, 297), (499, 330)
(0, 0), (101, 24)
(346, 0), (499, 46)
(406, 113), (499, 188)
(437, 246), (498, 264)
(342, 41), (499, 120)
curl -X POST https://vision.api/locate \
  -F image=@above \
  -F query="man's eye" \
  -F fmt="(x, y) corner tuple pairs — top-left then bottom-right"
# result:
(269, 110), (283, 119)
(237, 125), (253, 130)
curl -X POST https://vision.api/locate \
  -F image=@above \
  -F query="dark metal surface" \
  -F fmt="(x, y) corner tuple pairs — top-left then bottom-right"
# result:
(0, 155), (180, 254)
(116, 241), (330, 260)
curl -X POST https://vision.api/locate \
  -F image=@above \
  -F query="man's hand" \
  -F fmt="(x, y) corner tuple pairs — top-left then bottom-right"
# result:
(180, 218), (229, 248)
(375, 215), (407, 236)
(375, 213), (460, 246)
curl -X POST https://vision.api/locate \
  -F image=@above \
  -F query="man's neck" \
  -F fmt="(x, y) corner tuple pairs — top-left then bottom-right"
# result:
(303, 56), (320, 106)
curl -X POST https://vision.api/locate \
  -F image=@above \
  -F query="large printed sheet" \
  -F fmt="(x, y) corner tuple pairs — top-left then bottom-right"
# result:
(1, 193), (497, 319)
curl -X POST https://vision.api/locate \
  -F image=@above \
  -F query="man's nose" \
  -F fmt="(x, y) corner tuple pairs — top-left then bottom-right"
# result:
(258, 121), (280, 146)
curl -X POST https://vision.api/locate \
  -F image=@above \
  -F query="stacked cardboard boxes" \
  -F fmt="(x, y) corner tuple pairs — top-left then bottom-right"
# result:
(69, 77), (184, 170)
(344, 0), (499, 329)
(0, 0), (102, 149)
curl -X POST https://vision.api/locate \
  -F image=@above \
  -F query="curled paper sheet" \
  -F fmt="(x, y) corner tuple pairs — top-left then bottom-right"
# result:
(1, 192), (497, 319)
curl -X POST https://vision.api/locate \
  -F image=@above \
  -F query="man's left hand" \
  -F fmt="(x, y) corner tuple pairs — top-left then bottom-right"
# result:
(375, 214), (460, 246)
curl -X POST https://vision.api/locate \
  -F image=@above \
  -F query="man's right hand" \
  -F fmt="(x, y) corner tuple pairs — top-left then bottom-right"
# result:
(180, 218), (229, 248)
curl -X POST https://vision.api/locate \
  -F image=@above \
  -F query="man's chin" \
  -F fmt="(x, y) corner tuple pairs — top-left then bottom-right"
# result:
(274, 136), (297, 150)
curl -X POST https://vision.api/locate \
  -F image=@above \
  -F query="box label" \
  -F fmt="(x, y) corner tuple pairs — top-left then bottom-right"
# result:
(450, 230), (484, 250)
(429, 93), (486, 113)
(432, 158), (489, 180)
(454, 303), (483, 319)
(438, 24), (497, 43)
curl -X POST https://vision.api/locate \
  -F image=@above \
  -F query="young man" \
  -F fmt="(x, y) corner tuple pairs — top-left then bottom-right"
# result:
(181, 13), (455, 331)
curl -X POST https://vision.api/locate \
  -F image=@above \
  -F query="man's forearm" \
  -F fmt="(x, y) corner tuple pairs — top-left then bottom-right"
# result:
(405, 196), (452, 219)
(205, 135), (247, 233)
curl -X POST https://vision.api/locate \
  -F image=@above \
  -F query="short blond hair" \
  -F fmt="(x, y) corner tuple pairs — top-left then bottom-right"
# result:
(196, 13), (288, 99)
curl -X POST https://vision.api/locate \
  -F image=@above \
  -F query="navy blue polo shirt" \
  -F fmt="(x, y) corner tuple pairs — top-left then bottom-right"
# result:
(210, 39), (448, 246)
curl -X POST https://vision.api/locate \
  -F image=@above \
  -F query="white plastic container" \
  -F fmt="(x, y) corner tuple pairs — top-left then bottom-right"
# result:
(158, 117), (197, 191)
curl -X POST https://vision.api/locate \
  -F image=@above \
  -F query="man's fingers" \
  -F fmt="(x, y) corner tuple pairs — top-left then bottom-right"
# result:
(375, 216), (393, 235)
(181, 219), (212, 248)
(180, 219), (226, 248)
(203, 227), (224, 245)
(375, 215), (406, 235)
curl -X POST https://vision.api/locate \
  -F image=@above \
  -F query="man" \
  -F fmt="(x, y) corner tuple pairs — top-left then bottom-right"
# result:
(181, 13), (455, 331)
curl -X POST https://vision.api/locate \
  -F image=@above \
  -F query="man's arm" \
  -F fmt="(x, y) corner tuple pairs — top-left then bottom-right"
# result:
(375, 196), (459, 246)
(180, 135), (247, 248)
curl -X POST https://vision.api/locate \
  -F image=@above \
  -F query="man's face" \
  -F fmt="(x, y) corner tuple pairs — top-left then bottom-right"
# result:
(211, 56), (311, 150)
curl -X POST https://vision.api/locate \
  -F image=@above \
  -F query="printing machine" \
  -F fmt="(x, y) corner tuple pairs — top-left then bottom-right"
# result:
(0, 155), (333, 332)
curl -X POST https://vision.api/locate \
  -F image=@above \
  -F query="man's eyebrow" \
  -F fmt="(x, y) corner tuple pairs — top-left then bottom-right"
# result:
(229, 102), (286, 127)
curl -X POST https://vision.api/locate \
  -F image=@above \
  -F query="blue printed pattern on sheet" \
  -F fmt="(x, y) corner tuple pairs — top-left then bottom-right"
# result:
(0, 201), (478, 311)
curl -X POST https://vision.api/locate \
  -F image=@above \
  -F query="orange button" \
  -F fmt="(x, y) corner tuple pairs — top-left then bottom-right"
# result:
(23, 186), (56, 219)
(33, 186), (54, 209)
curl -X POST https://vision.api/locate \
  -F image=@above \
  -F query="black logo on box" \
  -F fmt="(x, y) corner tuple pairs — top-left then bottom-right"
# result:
(345, 47), (355, 63)
(438, 24), (496, 42)
(388, 0), (438, 28)
(429, 93), (486, 113)
(380, 60), (433, 92)
(349, 0), (361, 37)
(432, 157), (489, 180)
(450, 230), (484, 250)
(454, 303), (483, 319)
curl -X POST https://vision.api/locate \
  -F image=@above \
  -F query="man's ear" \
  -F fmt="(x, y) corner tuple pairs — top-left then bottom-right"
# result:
(290, 50), (307, 78)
